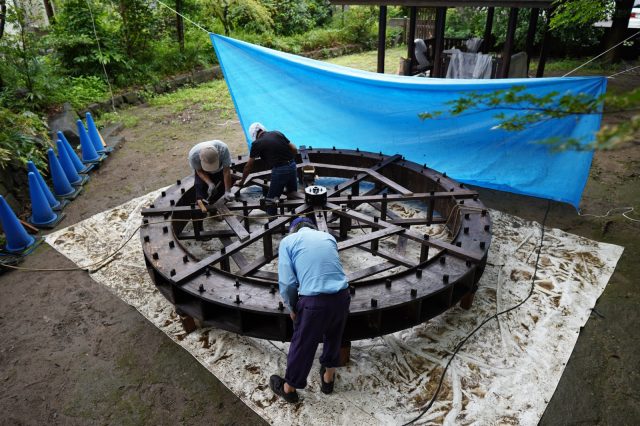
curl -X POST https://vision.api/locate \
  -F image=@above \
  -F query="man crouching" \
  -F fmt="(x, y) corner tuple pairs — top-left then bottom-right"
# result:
(270, 217), (350, 402)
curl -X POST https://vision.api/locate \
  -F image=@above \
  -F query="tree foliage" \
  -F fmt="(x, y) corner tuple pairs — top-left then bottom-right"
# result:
(550, 0), (612, 30)
(419, 85), (639, 151)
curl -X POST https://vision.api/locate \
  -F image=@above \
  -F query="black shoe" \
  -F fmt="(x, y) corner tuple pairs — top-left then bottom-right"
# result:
(269, 375), (299, 403)
(319, 366), (334, 394)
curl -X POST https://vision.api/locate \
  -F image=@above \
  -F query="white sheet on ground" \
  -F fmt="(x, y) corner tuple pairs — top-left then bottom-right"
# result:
(45, 189), (623, 425)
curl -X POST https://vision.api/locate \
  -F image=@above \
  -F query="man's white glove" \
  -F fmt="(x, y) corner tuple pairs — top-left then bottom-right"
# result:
(223, 191), (234, 202)
(207, 183), (215, 198)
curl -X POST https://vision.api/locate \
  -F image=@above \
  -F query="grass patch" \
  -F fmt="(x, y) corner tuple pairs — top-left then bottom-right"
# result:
(148, 81), (234, 114)
(531, 58), (623, 75)
(96, 111), (141, 129)
(326, 46), (406, 73)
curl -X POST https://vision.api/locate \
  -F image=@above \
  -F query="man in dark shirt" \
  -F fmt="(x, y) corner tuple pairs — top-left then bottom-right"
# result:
(240, 122), (298, 216)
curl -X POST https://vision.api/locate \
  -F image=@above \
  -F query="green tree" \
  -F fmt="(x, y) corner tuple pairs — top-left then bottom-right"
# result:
(206, 0), (272, 36)
(116, 0), (154, 58)
(48, 0), (125, 77)
(0, 0), (59, 107)
(551, 0), (635, 62)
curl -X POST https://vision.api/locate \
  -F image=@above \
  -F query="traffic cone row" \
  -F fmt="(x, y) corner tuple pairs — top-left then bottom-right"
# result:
(1, 112), (112, 254)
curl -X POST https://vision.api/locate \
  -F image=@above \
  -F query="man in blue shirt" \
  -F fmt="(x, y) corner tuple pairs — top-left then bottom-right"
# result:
(269, 217), (350, 403)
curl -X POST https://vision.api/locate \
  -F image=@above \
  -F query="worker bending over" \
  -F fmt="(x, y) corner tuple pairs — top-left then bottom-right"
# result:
(270, 217), (350, 403)
(240, 122), (297, 216)
(188, 140), (234, 203)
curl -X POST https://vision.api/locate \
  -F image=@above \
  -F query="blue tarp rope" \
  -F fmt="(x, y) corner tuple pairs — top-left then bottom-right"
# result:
(210, 33), (607, 208)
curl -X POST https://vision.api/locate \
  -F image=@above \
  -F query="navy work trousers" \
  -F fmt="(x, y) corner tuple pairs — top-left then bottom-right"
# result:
(284, 289), (350, 389)
(194, 169), (223, 201)
(266, 161), (297, 215)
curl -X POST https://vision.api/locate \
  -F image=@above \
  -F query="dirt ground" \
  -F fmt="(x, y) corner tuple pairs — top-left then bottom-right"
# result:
(1, 71), (638, 424)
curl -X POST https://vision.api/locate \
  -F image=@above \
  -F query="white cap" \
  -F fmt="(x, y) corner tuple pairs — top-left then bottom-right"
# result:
(249, 122), (266, 142)
(199, 146), (220, 172)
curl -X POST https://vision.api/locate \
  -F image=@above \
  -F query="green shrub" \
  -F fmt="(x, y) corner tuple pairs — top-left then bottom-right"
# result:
(0, 0), (62, 109)
(48, 0), (125, 77)
(50, 76), (109, 110)
(336, 6), (378, 47)
(0, 108), (50, 171)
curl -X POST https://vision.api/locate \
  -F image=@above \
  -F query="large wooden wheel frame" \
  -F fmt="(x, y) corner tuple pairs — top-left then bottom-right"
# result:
(140, 147), (491, 342)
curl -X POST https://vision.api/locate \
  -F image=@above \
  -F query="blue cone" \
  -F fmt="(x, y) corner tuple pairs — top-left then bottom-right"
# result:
(85, 112), (108, 153)
(28, 172), (59, 227)
(0, 195), (36, 253)
(27, 161), (60, 210)
(58, 131), (91, 174)
(48, 148), (75, 197)
(56, 140), (83, 185)
(77, 120), (101, 163)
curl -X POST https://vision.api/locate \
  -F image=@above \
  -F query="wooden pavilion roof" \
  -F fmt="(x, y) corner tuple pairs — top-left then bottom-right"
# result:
(329, 0), (553, 8)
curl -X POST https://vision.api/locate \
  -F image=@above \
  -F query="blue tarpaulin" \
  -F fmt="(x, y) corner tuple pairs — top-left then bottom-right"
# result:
(210, 34), (606, 207)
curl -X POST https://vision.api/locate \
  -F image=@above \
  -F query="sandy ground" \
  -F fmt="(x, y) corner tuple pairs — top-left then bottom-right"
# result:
(1, 70), (639, 424)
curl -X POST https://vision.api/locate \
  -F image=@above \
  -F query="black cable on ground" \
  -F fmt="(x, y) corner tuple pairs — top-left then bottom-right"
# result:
(402, 200), (552, 425)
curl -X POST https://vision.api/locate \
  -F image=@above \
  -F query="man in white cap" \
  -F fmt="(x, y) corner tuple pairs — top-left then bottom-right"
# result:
(188, 140), (233, 203)
(240, 122), (298, 215)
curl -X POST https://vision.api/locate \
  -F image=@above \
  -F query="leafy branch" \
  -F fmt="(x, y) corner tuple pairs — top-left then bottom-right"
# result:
(418, 85), (640, 150)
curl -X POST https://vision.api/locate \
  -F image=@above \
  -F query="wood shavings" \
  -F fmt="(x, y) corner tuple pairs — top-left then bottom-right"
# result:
(45, 191), (624, 426)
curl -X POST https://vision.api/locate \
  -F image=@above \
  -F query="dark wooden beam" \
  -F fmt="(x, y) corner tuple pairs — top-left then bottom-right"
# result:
(482, 7), (494, 53)
(500, 8), (519, 78)
(43, 0), (55, 23)
(432, 7), (447, 78)
(377, 5), (388, 73)
(525, 8), (540, 72)
(176, 0), (184, 52)
(536, 8), (552, 77)
(407, 6), (418, 69)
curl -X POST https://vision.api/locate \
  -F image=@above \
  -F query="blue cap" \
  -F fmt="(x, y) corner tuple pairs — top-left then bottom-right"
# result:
(289, 217), (314, 232)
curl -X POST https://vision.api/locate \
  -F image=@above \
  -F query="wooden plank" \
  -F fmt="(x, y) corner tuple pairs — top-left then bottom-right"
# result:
(327, 190), (477, 204)
(328, 202), (482, 262)
(173, 203), (310, 283)
(177, 229), (236, 240)
(347, 261), (396, 282)
(215, 202), (250, 242)
(354, 244), (417, 268)
(237, 255), (273, 277)
(367, 170), (412, 195)
(327, 154), (402, 197)
(220, 236), (249, 269)
(314, 207), (329, 233)
(337, 226), (404, 251)
(142, 190), (477, 215)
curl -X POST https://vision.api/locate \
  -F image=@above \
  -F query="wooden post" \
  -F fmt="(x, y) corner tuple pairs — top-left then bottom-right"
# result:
(407, 7), (417, 70)
(43, 0), (55, 24)
(604, 0), (636, 63)
(176, 0), (185, 52)
(432, 7), (447, 78)
(377, 5), (387, 74)
(338, 341), (352, 366)
(525, 8), (540, 72)
(482, 7), (494, 54)
(500, 8), (519, 78)
(536, 9), (553, 77)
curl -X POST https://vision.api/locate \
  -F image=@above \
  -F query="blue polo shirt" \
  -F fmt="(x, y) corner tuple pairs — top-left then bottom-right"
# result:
(278, 227), (348, 311)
